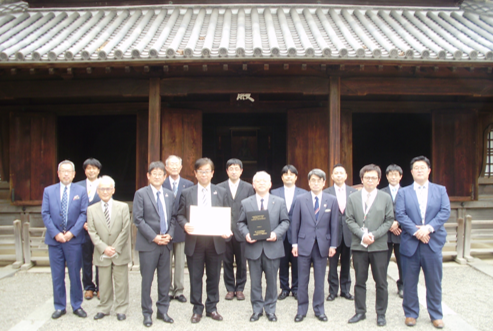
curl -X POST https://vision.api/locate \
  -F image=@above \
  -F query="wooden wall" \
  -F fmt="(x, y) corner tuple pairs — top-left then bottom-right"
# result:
(136, 110), (149, 190)
(0, 112), (9, 183)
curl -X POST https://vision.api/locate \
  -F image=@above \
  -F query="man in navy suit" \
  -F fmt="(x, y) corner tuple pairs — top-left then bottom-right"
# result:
(163, 155), (193, 303)
(271, 165), (307, 300)
(395, 156), (450, 329)
(291, 169), (339, 323)
(41, 160), (89, 319)
(76, 157), (102, 300)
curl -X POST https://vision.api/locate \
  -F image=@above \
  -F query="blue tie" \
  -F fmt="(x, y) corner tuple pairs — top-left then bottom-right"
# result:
(61, 186), (68, 232)
(156, 191), (167, 234)
(172, 182), (178, 197)
(314, 196), (320, 221)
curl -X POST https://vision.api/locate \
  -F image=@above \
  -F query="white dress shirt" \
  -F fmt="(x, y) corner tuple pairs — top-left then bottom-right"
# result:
(86, 178), (99, 202)
(101, 198), (113, 220)
(150, 184), (168, 221)
(256, 193), (269, 211)
(198, 183), (212, 207)
(389, 184), (400, 202)
(284, 185), (295, 212)
(334, 183), (346, 213)
(228, 179), (240, 200)
(413, 181), (434, 233)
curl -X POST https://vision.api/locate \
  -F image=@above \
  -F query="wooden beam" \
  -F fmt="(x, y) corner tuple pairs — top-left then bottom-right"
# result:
(329, 76), (341, 185)
(148, 77), (161, 164)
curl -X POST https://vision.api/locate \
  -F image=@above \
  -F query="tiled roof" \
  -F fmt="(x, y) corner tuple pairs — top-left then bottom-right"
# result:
(1, 2), (493, 63)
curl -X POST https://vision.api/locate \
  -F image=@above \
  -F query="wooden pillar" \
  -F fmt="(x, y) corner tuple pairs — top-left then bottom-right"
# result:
(148, 77), (161, 164)
(329, 76), (341, 185)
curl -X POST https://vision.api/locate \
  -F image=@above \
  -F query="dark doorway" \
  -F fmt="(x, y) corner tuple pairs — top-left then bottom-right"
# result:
(352, 113), (432, 188)
(58, 115), (136, 201)
(203, 113), (286, 188)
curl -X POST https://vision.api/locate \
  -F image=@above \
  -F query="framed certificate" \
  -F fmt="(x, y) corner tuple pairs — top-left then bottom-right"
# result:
(189, 205), (231, 236)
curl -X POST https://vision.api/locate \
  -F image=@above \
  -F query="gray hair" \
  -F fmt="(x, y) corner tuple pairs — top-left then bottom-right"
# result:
(58, 160), (75, 171)
(253, 171), (271, 183)
(308, 168), (326, 181)
(165, 155), (182, 166)
(98, 175), (115, 188)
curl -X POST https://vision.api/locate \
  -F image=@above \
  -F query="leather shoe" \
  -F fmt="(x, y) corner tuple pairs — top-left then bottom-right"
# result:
(266, 313), (277, 322)
(51, 309), (66, 319)
(377, 314), (386, 326)
(175, 294), (187, 303)
(236, 291), (245, 300)
(432, 319), (445, 329)
(73, 308), (87, 318)
(341, 292), (354, 300)
(191, 313), (202, 323)
(225, 291), (235, 300)
(117, 314), (126, 321)
(250, 312), (263, 322)
(93, 312), (108, 320)
(278, 290), (289, 300)
(292, 291), (298, 300)
(206, 311), (223, 321)
(316, 314), (328, 322)
(84, 290), (94, 300)
(348, 313), (366, 323)
(405, 317), (417, 326)
(326, 293), (337, 301)
(294, 314), (305, 322)
(143, 315), (152, 327)
(398, 289), (404, 298)
(157, 312), (174, 323)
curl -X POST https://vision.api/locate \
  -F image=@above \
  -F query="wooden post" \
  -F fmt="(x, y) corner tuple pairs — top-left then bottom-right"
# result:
(329, 76), (341, 186)
(148, 77), (161, 164)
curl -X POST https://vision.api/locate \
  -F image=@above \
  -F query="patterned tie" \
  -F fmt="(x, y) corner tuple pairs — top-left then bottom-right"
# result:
(314, 196), (320, 220)
(172, 181), (178, 197)
(61, 186), (68, 232)
(202, 188), (209, 207)
(156, 191), (167, 234)
(391, 187), (397, 202)
(104, 203), (110, 228)
(260, 198), (265, 211)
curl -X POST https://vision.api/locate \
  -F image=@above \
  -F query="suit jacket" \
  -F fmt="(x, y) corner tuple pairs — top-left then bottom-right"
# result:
(75, 179), (101, 206)
(87, 200), (132, 266)
(324, 184), (357, 247)
(291, 192), (339, 257)
(395, 182), (451, 257)
(346, 190), (394, 252)
(41, 182), (88, 246)
(133, 185), (176, 252)
(270, 186), (307, 244)
(163, 176), (194, 243)
(177, 184), (229, 256)
(237, 194), (290, 260)
(217, 179), (255, 242)
(381, 186), (401, 244)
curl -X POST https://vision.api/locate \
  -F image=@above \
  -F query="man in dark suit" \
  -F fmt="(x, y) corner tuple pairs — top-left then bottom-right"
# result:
(395, 156), (450, 329)
(238, 171), (290, 322)
(291, 169), (339, 323)
(163, 155), (193, 303)
(217, 158), (255, 301)
(41, 160), (89, 319)
(381, 164), (404, 298)
(323, 164), (357, 302)
(133, 161), (176, 327)
(76, 157), (101, 301)
(177, 158), (232, 324)
(271, 164), (307, 301)
(346, 164), (394, 327)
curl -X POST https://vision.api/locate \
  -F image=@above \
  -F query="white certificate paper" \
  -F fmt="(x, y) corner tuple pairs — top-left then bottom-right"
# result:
(189, 205), (231, 236)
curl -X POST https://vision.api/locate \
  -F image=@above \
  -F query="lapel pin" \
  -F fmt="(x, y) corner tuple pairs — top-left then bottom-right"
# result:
(324, 204), (327, 208)
(165, 193), (168, 198)
(213, 191), (217, 195)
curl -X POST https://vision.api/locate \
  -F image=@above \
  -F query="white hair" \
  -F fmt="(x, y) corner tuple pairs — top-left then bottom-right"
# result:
(98, 175), (115, 188)
(165, 155), (182, 166)
(58, 160), (75, 171)
(253, 171), (271, 183)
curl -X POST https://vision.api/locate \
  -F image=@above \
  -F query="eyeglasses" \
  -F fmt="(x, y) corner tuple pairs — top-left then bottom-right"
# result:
(150, 173), (164, 178)
(309, 178), (324, 184)
(413, 166), (428, 171)
(196, 170), (212, 175)
(363, 176), (378, 181)
(59, 170), (74, 174)
(98, 188), (113, 193)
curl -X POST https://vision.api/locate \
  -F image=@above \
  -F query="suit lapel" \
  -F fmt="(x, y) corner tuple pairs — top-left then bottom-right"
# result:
(163, 192), (173, 226)
(146, 186), (159, 214)
(55, 183), (61, 209)
(305, 194), (317, 223)
(410, 187), (421, 221)
(97, 201), (112, 233)
(163, 177), (171, 191)
(191, 185), (198, 206)
(211, 184), (219, 206)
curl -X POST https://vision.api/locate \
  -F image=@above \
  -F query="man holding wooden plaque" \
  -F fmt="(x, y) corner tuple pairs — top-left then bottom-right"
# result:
(237, 171), (290, 323)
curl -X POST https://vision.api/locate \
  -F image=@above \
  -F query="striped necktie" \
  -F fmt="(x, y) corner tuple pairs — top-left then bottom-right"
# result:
(104, 203), (110, 228)
(61, 186), (68, 232)
(314, 196), (320, 220)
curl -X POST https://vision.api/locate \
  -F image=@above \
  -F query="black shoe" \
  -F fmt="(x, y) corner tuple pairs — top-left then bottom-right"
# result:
(316, 314), (328, 322)
(292, 291), (298, 300)
(278, 290), (289, 300)
(175, 294), (187, 303)
(157, 312), (174, 323)
(117, 314), (126, 321)
(326, 293), (337, 301)
(143, 315), (152, 327)
(341, 292), (354, 300)
(250, 312), (263, 322)
(398, 289), (404, 298)
(73, 308), (87, 318)
(377, 314), (386, 326)
(168, 295), (174, 300)
(294, 314), (306, 322)
(266, 313), (277, 322)
(348, 313), (366, 323)
(51, 309), (66, 319)
(93, 312), (108, 320)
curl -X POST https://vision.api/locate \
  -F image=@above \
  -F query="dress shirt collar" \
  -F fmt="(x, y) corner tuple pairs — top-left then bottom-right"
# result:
(334, 183), (346, 191)
(256, 193), (269, 210)
(413, 180), (429, 191)
(101, 198), (113, 210)
(198, 183), (211, 191)
(389, 183), (400, 191)
(310, 191), (323, 206)
(228, 179), (240, 189)
(150, 184), (163, 197)
(169, 176), (180, 187)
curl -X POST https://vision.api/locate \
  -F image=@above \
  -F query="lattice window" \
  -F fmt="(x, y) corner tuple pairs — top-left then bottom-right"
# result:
(483, 125), (493, 178)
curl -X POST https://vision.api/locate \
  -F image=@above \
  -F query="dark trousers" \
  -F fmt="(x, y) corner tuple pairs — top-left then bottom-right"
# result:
(223, 236), (247, 292)
(352, 250), (388, 315)
(248, 252), (280, 314)
(82, 231), (98, 292)
(279, 236), (298, 292)
(187, 236), (223, 315)
(401, 243), (443, 321)
(387, 242), (403, 290)
(297, 242), (327, 316)
(328, 240), (351, 295)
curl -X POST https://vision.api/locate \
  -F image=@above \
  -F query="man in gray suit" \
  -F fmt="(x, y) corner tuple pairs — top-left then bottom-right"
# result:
(291, 169), (339, 323)
(217, 158), (255, 301)
(133, 161), (176, 327)
(346, 164), (394, 327)
(238, 171), (290, 323)
(324, 164), (357, 301)
(87, 176), (131, 321)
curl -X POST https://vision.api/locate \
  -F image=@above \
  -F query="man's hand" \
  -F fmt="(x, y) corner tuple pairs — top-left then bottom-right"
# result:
(184, 223), (194, 234)
(83, 222), (88, 231)
(362, 233), (374, 246)
(63, 231), (74, 242)
(266, 232), (277, 242)
(328, 247), (336, 258)
(245, 233), (257, 244)
(104, 246), (116, 256)
(161, 234), (172, 245)
(292, 246), (298, 257)
(415, 225), (430, 242)
(419, 234), (430, 244)
(390, 221), (402, 236)
(153, 235), (163, 245)
(55, 233), (66, 243)
(221, 231), (233, 239)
